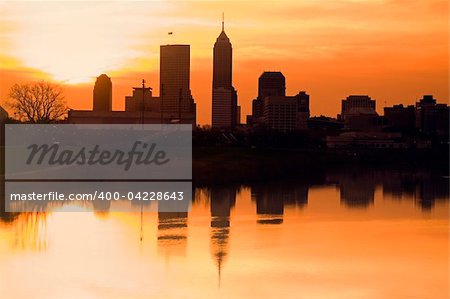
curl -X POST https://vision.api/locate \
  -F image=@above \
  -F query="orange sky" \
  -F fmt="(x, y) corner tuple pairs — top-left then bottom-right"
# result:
(0, 0), (448, 124)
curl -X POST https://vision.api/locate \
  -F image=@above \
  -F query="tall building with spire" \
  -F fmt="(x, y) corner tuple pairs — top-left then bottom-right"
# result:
(212, 15), (239, 129)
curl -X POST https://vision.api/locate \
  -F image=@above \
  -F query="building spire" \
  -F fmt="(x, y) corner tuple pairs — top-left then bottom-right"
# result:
(222, 12), (224, 31)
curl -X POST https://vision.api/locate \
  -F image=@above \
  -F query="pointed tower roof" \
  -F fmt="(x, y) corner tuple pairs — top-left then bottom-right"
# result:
(216, 13), (230, 43)
(217, 30), (229, 41)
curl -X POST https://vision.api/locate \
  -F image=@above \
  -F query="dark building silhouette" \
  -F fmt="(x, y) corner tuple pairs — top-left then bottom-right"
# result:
(248, 72), (309, 131)
(326, 131), (407, 149)
(160, 44), (196, 124)
(338, 95), (383, 131)
(125, 86), (159, 112)
(339, 95), (376, 120)
(415, 95), (449, 136)
(93, 74), (112, 112)
(250, 72), (286, 122)
(262, 91), (310, 131)
(328, 95), (449, 149)
(212, 18), (239, 129)
(308, 116), (344, 138)
(258, 71), (286, 98)
(384, 104), (416, 130)
(212, 21), (232, 90)
(68, 67), (196, 125)
(69, 74), (162, 124)
(382, 95), (449, 138)
(68, 78), (166, 124)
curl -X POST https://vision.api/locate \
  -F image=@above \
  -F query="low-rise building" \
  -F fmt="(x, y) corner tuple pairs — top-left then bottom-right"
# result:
(415, 95), (449, 136)
(68, 110), (196, 125)
(326, 132), (409, 149)
(68, 76), (196, 126)
(125, 87), (160, 113)
(339, 95), (376, 121)
(384, 104), (415, 130)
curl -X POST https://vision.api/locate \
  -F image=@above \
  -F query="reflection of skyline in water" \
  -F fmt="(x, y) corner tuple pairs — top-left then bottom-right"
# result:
(11, 212), (48, 251)
(209, 186), (236, 285)
(251, 181), (309, 224)
(0, 169), (448, 299)
(157, 211), (188, 258)
(0, 169), (448, 255)
(1, 169), (448, 218)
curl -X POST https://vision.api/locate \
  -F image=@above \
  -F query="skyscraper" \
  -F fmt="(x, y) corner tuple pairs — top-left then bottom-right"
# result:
(160, 45), (196, 122)
(93, 74), (112, 112)
(247, 71), (310, 131)
(248, 71), (286, 123)
(212, 17), (239, 129)
(258, 71), (286, 98)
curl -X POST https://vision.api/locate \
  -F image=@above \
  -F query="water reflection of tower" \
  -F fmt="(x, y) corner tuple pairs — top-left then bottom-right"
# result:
(209, 186), (236, 285)
(157, 211), (188, 258)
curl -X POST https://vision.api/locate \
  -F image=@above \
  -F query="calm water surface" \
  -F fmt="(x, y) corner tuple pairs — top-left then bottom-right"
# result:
(0, 170), (448, 299)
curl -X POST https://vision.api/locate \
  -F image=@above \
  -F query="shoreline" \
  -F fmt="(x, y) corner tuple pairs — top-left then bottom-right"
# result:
(192, 147), (449, 185)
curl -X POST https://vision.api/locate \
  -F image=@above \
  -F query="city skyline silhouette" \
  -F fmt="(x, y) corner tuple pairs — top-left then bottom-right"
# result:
(0, 1), (448, 125)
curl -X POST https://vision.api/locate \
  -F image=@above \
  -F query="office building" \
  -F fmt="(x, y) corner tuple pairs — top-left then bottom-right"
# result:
(338, 95), (382, 131)
(384, 104), (415, 130)
(93, 74), (112, 112)
(212, 19), (239, 129)
(258, 71), (286, 98)
(415, 95), (449, 135)
(212, 88), (238, 128)
(339, 95), (376, 121)
(247, 72), (309, 131)
(125, 86), (159, 113)
(69, 55), (197, 125)
(249, 72), (286, 123)
(261, 91), (310, 132)
(160, 44), (196, 123)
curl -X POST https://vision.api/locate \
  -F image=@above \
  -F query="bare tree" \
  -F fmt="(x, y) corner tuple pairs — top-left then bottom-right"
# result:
(7, 81), (68, 123)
